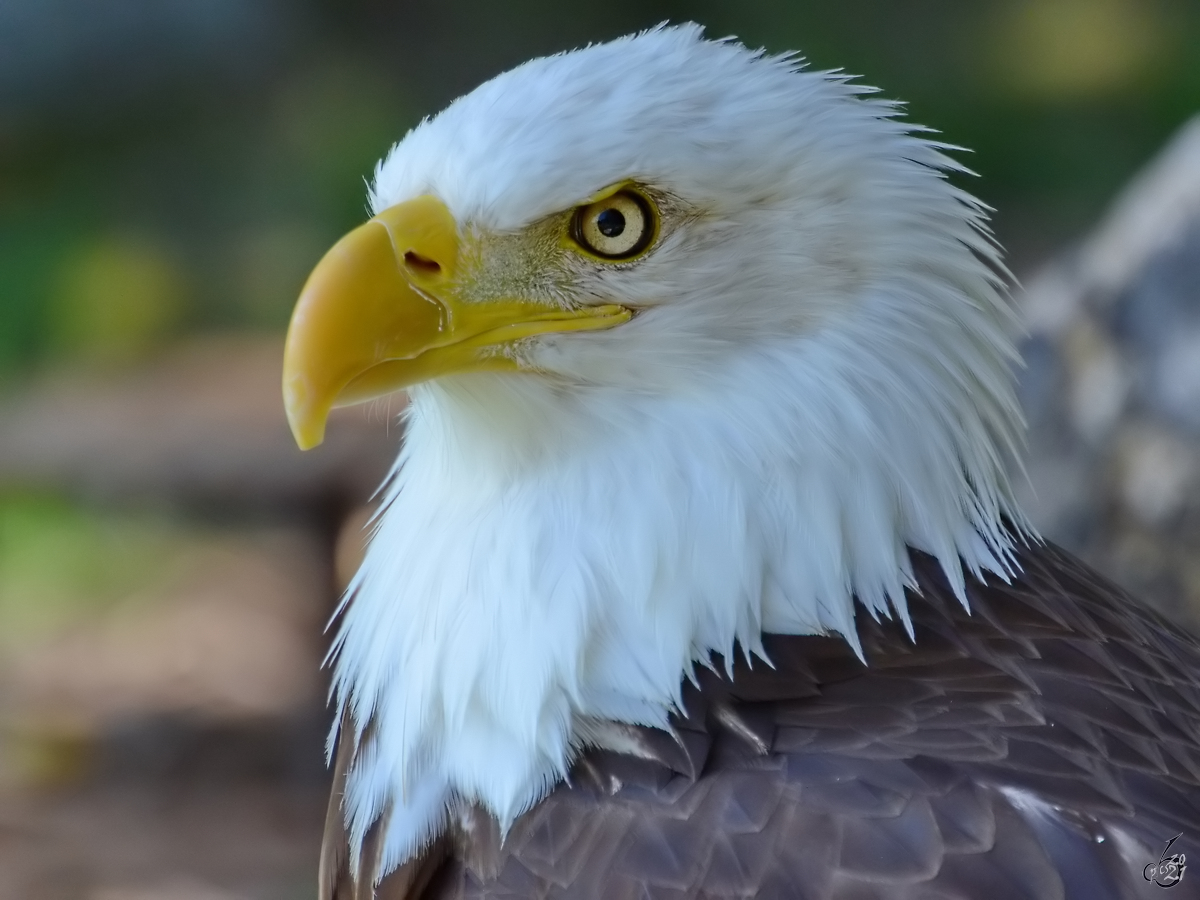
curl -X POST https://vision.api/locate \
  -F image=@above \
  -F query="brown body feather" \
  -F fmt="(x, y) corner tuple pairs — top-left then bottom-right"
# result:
(323, 543), (1200, 899)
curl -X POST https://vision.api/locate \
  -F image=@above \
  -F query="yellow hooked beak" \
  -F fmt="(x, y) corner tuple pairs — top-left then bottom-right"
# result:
(282, 195), (631, 449)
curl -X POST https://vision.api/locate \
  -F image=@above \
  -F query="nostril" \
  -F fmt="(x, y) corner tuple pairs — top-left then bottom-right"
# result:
(404, 251), (442, 275)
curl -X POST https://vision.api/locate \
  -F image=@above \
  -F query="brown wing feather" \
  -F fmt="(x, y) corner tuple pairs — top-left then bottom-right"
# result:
(388, 543), (1200, 899)
(320, 709), (356, 900)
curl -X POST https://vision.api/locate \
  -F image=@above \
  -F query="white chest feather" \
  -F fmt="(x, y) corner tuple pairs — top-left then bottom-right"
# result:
(328, 293), (1027, 874)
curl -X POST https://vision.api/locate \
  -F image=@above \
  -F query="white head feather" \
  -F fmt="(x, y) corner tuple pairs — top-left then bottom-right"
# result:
(329, 24), (1032, 879)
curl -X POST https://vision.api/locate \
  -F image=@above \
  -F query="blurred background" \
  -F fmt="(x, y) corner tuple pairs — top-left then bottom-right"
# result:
(0, 1), (1198, 897)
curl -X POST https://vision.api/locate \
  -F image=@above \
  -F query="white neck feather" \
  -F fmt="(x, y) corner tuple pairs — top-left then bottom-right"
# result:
(328, 268), (1031, 874)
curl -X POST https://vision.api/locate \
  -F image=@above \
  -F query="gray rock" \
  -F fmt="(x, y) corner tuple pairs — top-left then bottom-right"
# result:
(1016, 115), (1200, 625)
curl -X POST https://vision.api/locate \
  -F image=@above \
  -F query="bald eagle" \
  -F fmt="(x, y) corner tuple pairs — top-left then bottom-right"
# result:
(281, 25), (1200, 900)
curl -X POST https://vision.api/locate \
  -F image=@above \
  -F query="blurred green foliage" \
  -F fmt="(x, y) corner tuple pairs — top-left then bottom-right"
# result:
(0, 0), (1197, 376)
(0, 493), (183, 650)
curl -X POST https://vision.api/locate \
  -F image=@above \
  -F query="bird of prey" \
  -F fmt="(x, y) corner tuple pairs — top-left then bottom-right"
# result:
(281, 25), (1200, 900)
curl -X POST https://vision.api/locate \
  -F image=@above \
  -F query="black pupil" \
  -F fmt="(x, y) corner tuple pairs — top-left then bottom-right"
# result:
(596, 207), (626, 238)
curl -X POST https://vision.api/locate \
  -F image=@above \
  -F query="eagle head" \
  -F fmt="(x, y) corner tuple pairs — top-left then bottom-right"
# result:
(281, 24), (1031, 884)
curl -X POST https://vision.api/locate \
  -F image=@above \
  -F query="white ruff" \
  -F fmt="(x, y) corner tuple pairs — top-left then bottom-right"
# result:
(327, 25), (1034, 879)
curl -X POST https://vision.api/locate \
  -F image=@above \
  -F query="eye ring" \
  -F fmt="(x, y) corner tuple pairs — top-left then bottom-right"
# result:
(570, 189), (658, 261)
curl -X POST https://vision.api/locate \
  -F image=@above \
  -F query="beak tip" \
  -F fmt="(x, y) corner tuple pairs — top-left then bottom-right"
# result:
(286, 412), (326, 451)
(292, 427), (324, 452)
(283, 377), (329, 451)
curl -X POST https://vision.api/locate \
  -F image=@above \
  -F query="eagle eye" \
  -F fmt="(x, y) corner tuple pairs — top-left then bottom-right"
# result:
(570, 189), (657, 261)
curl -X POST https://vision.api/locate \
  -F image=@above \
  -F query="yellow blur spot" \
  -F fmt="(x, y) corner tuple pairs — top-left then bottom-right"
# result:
(989, 0), (1170, 100)
(52, 236), (183, 364)
(1, 724), (93, 789)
